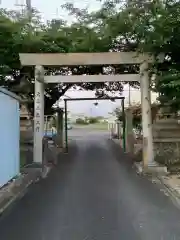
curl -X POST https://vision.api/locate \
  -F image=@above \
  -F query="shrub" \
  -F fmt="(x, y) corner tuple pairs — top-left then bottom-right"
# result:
(76, 118), (88, 124)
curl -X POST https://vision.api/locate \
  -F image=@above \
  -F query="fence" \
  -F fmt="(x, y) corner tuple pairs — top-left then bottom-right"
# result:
(20, 115), (58, 168)
(108, 122), (122, 139)
(0, 88), (20, 187)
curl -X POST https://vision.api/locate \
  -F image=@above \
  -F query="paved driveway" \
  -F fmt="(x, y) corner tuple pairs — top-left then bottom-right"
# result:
(0, 130), (180, 239)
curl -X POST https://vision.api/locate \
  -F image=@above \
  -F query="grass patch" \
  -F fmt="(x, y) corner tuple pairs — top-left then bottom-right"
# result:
(78, 123), (108, 130)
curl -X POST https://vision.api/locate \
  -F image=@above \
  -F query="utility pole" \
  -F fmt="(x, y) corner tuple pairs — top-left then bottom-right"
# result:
(14, 0), (31, 19)
(14, 0), (25, 15)
(56, 8), (59, 18)
(128, 83), (131, 106)
(26, 0), (32, 22)
(26, 0), (31, 9)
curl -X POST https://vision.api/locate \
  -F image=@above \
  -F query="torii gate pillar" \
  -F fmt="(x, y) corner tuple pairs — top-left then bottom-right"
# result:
(34, 65), (44, 164)
(140, 61), (154, 168)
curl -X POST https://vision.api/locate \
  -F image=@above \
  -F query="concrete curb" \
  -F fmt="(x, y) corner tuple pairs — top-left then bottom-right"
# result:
(0, 178), (33, 215)
(157, 176), (180, 208)
(111, 138), (122, 146)
(133, 162), (143, 174)
(111, 138), (168, 176)
(133, 163), (180, 207)
(0, 139), (64, 216)
(0, 166), (53, 216)
(103, 139), (180, 206)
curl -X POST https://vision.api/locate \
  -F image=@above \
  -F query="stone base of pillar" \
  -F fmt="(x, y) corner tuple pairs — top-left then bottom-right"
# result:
(143, 165), (168, 176)
(126, 133), (135, 153)
(134, 162), (168, 176)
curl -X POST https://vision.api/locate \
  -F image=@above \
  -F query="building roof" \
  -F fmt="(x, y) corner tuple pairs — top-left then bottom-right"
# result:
(0, 87), (22, 102)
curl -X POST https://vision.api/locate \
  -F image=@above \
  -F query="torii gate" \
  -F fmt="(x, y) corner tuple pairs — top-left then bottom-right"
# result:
(19, 52), (162, 170)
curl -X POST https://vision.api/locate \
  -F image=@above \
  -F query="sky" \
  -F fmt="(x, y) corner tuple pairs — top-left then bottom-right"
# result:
(58, 89), (124, 117)
(1, 0), (101, 21)
(1, 0), (158, 116)
(58, 87), (158, 117)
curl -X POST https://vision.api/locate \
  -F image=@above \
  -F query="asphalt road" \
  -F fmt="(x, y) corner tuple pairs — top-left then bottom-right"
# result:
(0, 129), (180, 239)
(68, 127), (110, 140)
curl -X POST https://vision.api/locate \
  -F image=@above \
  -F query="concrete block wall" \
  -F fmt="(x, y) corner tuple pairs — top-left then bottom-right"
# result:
(153, 118), (180, 166)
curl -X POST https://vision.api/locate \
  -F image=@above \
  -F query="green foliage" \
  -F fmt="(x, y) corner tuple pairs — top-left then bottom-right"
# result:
(88, 117), (100, 124)
(75, 116), (102, 125)
(1, 0), (180, 114)
(113, 102), (159, 129)
(75, 118), (88, 125)
(0, 6), (126, 115)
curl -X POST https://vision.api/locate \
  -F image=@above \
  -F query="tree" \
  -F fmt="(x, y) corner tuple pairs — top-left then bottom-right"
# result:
(88, 117), (99, 124)
(0, 2), (145, 115)
(0, 6), (126, 115)
(1, 0), (180, 116)
(152, 1), (180, 112)
(113, 102), (159, 131)
(76, 118), (88, 125)
(123, 0), (180, 113)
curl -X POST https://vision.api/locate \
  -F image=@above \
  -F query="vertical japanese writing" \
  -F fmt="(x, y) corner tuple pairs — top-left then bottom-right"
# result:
(35, 92), (41, 132)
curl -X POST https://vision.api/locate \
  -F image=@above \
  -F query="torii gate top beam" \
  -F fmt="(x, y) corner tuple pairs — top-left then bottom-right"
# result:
(19, 52), (155, 66)
(43, 74), (140, 83)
